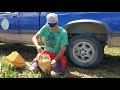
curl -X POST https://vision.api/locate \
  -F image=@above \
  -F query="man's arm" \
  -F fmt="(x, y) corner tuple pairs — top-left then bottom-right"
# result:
(51, 45), (66, 68)
(32, 34), (43, 53)
(54, 45), (66, 61)
(51, 30), (68, 65)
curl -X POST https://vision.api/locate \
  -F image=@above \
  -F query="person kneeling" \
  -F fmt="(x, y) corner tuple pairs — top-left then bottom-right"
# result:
(29, 13), (68, 77)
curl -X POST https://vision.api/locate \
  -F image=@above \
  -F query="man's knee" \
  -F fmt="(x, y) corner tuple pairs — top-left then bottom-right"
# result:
(29, 61), (39, 73)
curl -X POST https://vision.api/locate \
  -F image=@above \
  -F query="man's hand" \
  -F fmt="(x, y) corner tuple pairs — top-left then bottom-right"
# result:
(36, 46), (43, 54)
(51, 59), (57, 68)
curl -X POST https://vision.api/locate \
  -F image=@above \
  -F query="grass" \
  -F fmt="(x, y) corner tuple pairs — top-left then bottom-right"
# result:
(1, 43), (120, 78)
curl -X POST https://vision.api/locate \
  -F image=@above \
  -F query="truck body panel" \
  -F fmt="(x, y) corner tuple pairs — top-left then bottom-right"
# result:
(0, 12), (120, 46)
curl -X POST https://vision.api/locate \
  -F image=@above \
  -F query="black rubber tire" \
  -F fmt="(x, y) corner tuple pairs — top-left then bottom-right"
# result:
(66, 34), (104, 68)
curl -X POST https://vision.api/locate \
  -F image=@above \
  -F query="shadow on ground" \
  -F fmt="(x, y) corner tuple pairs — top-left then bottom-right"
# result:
(62, 54), (120, 78)
(0, 43), (37, 62)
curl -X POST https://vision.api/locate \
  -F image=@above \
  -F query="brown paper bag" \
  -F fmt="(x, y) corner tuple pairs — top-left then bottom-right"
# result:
(5, 51), (26, 68)
(37, 53), (51, 74)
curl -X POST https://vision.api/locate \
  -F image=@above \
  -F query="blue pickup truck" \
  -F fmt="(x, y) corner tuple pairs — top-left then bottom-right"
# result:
(0, 12), (120, 68)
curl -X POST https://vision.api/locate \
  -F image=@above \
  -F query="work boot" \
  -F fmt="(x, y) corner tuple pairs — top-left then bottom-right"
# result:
(29, 66), (39, 73)
(50, 70), (59, 78)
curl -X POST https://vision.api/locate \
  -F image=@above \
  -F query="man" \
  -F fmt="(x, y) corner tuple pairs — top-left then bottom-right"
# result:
(29, 13), (68, 77)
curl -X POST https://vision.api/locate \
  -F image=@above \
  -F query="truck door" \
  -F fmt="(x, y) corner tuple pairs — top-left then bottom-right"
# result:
(0, 12), (21, 43)
(19, 12), (40, 44)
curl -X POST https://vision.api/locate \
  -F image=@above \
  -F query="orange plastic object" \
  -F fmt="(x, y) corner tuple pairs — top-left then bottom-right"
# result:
(6, 51), (26, 68)
(37, 53), (51, 74)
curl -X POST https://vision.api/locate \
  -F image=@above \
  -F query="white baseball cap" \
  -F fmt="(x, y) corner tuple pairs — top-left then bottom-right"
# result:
(46, 13), (58, 24)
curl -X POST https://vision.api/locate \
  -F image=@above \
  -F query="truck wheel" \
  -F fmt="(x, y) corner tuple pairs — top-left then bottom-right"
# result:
(67, 34), (104, 68)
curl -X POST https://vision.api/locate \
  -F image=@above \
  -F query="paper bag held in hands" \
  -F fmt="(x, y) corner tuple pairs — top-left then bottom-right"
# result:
(37, 53), (51, 74)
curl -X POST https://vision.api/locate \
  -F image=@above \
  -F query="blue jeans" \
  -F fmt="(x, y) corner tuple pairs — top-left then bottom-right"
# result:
(51, 60), (62, 73)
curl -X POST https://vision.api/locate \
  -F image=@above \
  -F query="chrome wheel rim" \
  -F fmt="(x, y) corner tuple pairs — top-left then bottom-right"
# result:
(73, 42), (95, 63)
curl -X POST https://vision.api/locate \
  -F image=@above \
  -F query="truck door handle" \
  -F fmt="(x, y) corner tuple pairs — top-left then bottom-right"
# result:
(13, 15), (17, 18)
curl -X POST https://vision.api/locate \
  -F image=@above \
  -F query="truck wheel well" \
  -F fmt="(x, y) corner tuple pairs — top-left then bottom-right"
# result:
(65, 23), (108, 45)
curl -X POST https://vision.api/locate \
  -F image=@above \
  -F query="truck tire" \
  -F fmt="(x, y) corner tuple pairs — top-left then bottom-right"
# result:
(66, 34), (104, 68)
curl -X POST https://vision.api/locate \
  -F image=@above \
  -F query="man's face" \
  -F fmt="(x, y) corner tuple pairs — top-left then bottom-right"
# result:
(48, 22), (58, 30)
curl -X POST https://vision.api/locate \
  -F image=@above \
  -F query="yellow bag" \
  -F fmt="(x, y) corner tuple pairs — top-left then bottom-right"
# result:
(5, 51), (26, 68)
(37, 53), (51, 74)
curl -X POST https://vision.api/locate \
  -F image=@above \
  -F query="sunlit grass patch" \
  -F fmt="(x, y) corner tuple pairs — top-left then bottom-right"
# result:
(0, 59), (46, 78)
